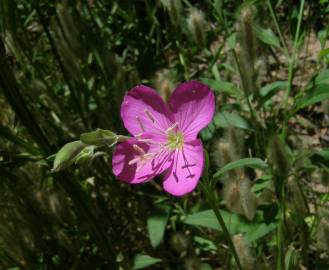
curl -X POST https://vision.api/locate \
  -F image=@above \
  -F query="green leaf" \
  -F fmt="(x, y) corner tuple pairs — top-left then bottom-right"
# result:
(133, 254), (162, 269)
(213, 0), (223, 16)
(201, 263), (213, 270)
(318, 29), (328, 48)
(285, 245), (299, 270)
(259, 81), (288, 104)
(0, 124), (41, 155)
(52, 141), (85, 172)
(184, 210), (220, 230)
(201, 78), (241, 96)
(254, 25), (281, 48)
(227, 32), (237, 50)
(184, 210), (276, 242)
(310, 149), (329, 168)
(147, 205), (170, 248)
(213, 111), (251, 130)
(318, 47), (329, 60)
(313, 69), (329, 85)
(213, 158), (268, 180)
(200, 122), (216, 141)
(246, 222), (277, 242)
(193, 236), (217, 252)
(294, 84), (329, 111)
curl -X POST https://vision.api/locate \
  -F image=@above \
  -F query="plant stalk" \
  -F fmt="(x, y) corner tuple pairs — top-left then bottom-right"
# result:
(267, 0), (289, 57)
(281, 0), (305, 139)
(276, 183), (286, 270)
(202, 183), (243, 270)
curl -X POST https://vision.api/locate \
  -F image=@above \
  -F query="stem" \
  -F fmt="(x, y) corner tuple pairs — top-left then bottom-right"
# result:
(284, 0), (305, 106)
(216, 7), (261, 155)
(267, 0), (289, 57)
(276, 183), (286, 270)
(202, 183), (243, 270)
(281, 0), (305, 138)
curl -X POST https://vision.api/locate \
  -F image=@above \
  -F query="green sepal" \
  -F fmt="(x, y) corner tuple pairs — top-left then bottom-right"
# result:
(52, 140), (85, 172)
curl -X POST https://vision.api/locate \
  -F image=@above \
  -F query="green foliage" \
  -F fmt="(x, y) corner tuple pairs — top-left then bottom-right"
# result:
(52, 140), (86, 172)
(0, 0), (328, 269)
(254, 25), (281, 48)
(213, 158), (268, 180)
(184, 210), (276, 242)
(147, 205), (170, 248)
(133, 254), (162, 270)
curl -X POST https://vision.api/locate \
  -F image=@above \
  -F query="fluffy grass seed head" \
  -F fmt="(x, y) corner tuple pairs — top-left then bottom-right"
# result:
(233, 234), (255, 270)
(187, 8), (207, 47)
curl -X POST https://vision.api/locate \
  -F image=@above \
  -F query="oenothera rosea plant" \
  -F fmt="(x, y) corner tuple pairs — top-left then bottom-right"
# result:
(112, 81), (215, 196)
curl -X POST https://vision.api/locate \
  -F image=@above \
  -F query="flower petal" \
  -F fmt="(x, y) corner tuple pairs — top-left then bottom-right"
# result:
(162, 139), (204, 196)
(112, 137), (171, 184)
(169, 81), (215, 140)
(121, 85), (175, 137)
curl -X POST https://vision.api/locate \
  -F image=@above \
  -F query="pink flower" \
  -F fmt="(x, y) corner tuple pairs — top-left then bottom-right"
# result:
(112, 81), (215, 196)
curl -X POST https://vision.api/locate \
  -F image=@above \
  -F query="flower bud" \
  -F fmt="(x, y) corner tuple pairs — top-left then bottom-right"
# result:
(52, 140), (85, 172)
(80, 129), (120, 147)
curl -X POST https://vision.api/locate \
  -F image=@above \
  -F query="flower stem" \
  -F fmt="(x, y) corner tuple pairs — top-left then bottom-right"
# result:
(276, 183), (286, 270)
(216, 7), (261, 156)
(267, 0), (289, 57)
(281, 0), (305, 139)
(202, 183), (243, 270)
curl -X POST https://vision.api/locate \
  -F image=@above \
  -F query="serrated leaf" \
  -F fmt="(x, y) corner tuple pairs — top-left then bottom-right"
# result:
(213, 111), (251, 130)
(147, 205), (170, 248)
(254, 26), (281, 48)
(133, 254), (162, 269)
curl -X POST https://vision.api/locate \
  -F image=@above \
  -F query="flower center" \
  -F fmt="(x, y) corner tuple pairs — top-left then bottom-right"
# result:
(166, 131), (184, 150)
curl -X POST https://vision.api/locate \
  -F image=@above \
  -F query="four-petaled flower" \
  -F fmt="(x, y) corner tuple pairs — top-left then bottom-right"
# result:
(112, 81), (215, 196)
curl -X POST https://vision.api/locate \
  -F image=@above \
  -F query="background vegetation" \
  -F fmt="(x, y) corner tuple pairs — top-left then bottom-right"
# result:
(0, 0), (328, 269)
